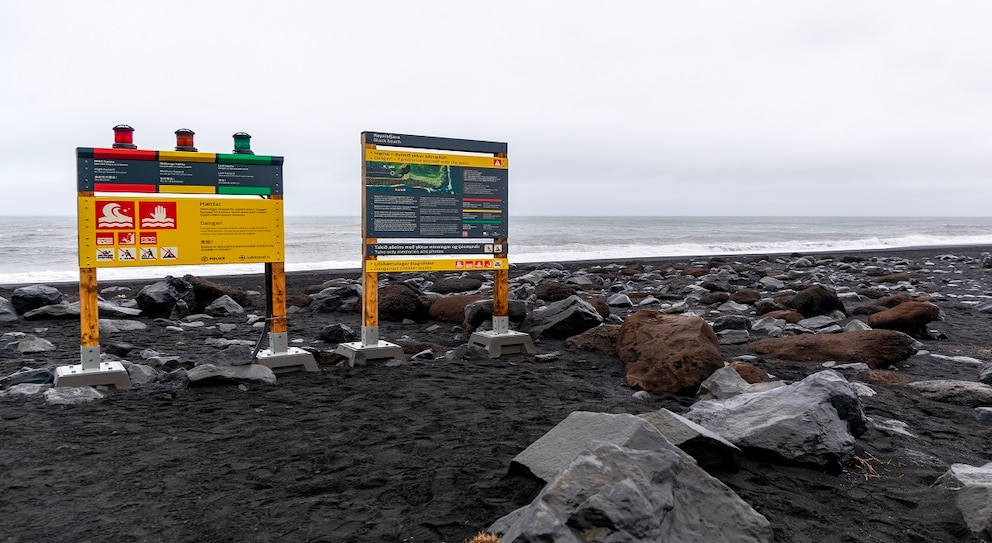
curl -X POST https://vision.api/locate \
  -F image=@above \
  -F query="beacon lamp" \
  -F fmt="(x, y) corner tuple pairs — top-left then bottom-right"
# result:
(174, 128), (197, 152)
(112, 124), (137, 149)
(232, 132), (254, 154)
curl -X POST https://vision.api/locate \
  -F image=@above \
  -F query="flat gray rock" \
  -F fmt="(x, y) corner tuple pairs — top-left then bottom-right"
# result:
(187, 363), (276, 386)
(906, 380), (992, 407)
(933, 462), (992, 537)
(44, 387), (104, 405)
(510, 411), (689, 483)
(17, 335), (56, 354)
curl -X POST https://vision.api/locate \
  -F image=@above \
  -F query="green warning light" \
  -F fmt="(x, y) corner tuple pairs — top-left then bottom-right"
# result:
(232, 132), (254, 155)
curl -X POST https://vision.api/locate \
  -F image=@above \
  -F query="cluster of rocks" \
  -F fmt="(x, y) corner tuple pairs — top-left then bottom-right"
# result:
(0, 275), (276, 400)
(3, 250), (992, 539)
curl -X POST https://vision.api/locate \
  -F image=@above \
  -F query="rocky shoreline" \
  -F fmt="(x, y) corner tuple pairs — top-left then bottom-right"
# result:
(2, 245), (992, 542)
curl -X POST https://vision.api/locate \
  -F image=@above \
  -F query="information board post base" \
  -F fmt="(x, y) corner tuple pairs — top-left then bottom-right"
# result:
(54, 361), (132, 390)
(468, 330), (536, 358)
(255, 347), (319, 373)
(334, 341), (406, 367)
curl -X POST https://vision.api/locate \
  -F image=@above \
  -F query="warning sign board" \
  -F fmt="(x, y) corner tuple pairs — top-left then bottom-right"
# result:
(364, 258), (508, 273)
(77, 196), (283, 268)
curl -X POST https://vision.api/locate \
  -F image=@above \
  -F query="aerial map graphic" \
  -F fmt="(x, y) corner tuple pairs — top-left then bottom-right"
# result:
(365, 162), (455, 194)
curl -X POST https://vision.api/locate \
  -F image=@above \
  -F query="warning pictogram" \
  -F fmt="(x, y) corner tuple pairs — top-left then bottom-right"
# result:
(96, 201), (135, 230)
(139, 201), (177, 229)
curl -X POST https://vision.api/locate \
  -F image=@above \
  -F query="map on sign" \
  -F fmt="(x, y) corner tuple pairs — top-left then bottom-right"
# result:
(362, 135), (509, 239)
(366, 163), (453, 194)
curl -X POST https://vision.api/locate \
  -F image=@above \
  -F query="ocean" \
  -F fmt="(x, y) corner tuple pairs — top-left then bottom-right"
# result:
(2, 216), (991, 285)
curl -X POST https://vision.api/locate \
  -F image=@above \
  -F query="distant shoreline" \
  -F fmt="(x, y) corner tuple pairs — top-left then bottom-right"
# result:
(3, 243), (990, 291)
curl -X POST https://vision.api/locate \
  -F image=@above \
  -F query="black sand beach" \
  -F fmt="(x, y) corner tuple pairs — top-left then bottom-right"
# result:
(2, 246), (991, 542)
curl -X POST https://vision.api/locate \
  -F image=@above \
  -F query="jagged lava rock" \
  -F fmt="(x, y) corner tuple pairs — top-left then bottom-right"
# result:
(617, 310), (724, 395)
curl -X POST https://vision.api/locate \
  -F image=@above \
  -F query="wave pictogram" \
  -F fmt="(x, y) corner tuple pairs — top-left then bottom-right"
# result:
(141, 218), (176, 228)
(97, 203), (134, 228)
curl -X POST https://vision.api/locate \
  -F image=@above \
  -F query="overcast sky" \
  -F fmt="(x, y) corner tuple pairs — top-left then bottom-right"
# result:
(2, 1), (991, 217)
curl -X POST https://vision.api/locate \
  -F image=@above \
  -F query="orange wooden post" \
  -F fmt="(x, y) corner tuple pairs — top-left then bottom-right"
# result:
(493, 237), (509, 334)
(362, 237), (379, 346)
(79, 266), (100, 369)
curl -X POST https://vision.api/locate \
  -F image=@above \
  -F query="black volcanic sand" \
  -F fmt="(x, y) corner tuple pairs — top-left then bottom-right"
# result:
(2, 247), (992, 543)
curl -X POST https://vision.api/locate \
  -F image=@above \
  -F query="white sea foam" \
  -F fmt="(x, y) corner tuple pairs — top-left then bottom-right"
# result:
(1, 216), (991, 285)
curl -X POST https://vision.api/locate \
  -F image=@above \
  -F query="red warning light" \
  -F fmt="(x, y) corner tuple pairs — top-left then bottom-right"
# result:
(112, 124), (137, 149)
(174, 128), (197, 152)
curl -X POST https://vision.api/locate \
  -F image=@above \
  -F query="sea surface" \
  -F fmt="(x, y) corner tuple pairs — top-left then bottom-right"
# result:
(2, 216), (991, 285)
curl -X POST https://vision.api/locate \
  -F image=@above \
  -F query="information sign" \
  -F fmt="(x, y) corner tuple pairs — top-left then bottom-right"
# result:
(364, 258), (508, 273)
(363, 133), (508, 239)
(367, 242), (506, 256)
(77, 148), (283, 195)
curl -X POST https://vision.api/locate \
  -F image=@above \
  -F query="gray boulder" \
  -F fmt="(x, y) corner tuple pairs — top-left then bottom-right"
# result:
(203, 295), (244, 317)
(0, 297), (18, 322)
(0, 383), (51, 397)
(684, 370), (867, 470)
(906, 380), (992, 407)
(493, 441), (772, 543)
(606, 293), (633, 307)
(97, 300), (142, 317)
(932, 462), (992, 537)
(187, 363), (276, 386)
(99, 319), (148, 335)
(510, 411), (683, 483)
(639, 408), (742, 472)
(24, 302), (78, 320)
(519, 295), (603, 339)
(309, 284), (362, 313)
(975, 407), (992, 424)
(17, 335), (56, 354)
(464, 299), (528, 330)
(44, 387), (104, 405)
(317, 323), (358, 343)
(10, 284), (63, 314)
(696, 366), (785, 401)
(136, 277), (196, 319)
(980, 362), (992, 385)
(127, 364), (160, 385)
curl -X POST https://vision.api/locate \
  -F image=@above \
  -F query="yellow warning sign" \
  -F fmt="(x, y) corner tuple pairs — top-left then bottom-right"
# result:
(364, 258), (509, 273)
(364, 148), (508, 169)
(77, 196), (283, 268)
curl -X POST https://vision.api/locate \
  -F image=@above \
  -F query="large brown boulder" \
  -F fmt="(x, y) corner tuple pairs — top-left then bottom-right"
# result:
(729, 289), (761, 304)
(747, 330), (918, 369)
(616, 310), (725, 395)
(867, 301), (941, 336)
(378, 283), (431, 322)
(534, 281), (578, 302)
(430, 276), (484, 294)
(184, 274), (251, 311)
(428, 294), (487, 324)
(761, 309), (805, 324)
(786, 284), (846, 318)
(564, 324), (621, 355)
